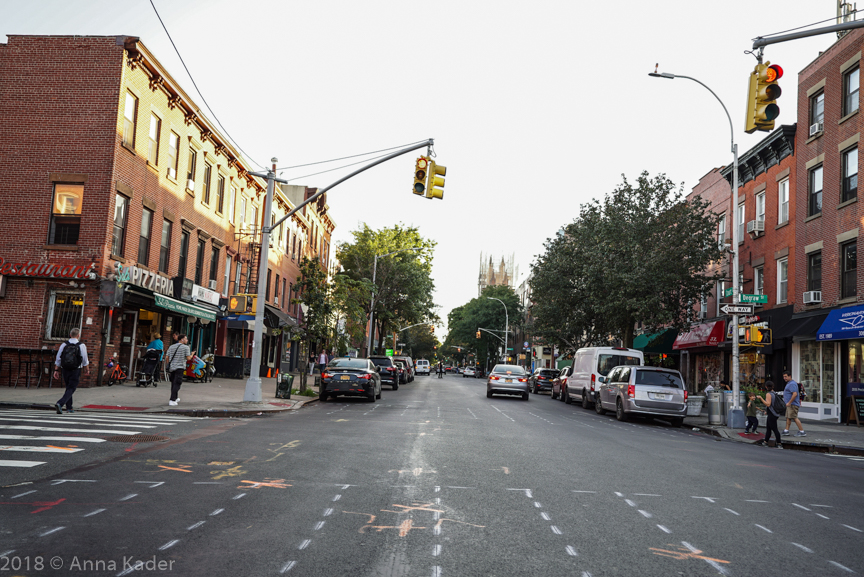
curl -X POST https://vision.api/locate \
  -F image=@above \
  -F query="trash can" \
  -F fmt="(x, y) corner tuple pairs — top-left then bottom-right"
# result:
(707, 391), (722, 425)
(276, 373), (293, 399)
(686, 395), (705, 417)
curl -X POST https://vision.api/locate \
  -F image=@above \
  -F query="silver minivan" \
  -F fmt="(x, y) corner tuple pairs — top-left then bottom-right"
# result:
(595, 365), (687, 426)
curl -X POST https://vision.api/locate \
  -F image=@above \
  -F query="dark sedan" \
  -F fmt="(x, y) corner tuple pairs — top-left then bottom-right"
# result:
(320, 358), (382, 402)
(529, 368), (559, 394)
(369, 356), (399, 390)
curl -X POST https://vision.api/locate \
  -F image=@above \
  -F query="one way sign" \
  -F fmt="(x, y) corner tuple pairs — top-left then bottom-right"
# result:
(720, 304), (755, 315)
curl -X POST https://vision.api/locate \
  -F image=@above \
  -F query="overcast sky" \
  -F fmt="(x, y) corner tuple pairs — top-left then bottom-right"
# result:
(3, 0), (839, 337)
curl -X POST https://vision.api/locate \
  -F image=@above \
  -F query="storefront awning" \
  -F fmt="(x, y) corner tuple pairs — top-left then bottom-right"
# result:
(672, 321), (726, 350)
(633, 328), (678, 355)
(154, 294), (217, 322)
(816, 305), (864, 341)
(265, 305), (297, 328)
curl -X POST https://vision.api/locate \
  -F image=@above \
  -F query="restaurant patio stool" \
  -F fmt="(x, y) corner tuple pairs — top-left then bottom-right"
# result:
(14, 349), (40, 389)
(36, 348), (57, 388)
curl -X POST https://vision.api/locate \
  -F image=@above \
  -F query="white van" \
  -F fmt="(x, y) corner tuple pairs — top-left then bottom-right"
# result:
(415, 359), (430, 375)
(564, 347), (644, 408)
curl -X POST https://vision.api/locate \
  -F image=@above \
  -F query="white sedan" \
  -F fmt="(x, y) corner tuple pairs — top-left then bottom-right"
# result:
(462, 367), (476, 378)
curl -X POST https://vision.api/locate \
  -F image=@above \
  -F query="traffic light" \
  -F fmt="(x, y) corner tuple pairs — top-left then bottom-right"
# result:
(426, 161), (446, 200)
(476, 330), (481, 339)
(227, 294), (257, 314)
(745, 62), (783, 133)
(740, 325), (772, 346)
(413, 157), (429, 196)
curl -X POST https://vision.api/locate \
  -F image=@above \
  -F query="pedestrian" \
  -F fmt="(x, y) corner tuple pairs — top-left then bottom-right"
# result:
(147, 332), (164, 383)
(53, 327), (90, 414)
(744, 392), (760, 434)
(719, 380), (731, 391)
(754, 381), (783, 449)
(781, 370), (806, 437)
(327, 349), (334, 364)
(308, 352), (315, 375)
(165, 334), (193, 406)
(318, 349), (327, 374)
(703, 382), (715, 393)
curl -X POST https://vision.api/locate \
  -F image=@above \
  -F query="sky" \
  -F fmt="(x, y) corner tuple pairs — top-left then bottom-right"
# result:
(1, 0), (842, 338)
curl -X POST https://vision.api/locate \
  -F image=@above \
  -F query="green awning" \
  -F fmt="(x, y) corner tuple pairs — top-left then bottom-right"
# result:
(154, 294), (217, 321)
(633, 328), (678, 354)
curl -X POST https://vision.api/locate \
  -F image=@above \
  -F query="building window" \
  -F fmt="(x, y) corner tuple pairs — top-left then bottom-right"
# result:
(111, 194), (129, 257)
(210, 246), (219, 284)
(203, 163), (212, 205)
(292, 234), (297, 260)
(755, 191), (765, 223)
(842, 146), (858, 202)
(810, 91), (824, 129)
(234, 261), (242, 296)
(239, 197), (246, 224)
(275, 274), (280, 302)
(281, 278), (287, 310)
(123, 91), (138, 148)
(266, 269), (272, 301)
(809, 165), (823, 216)
(753, 266), (764, 296)
(138, 207), (153, 266)
(842, 240), (857, 299)
(778, 178), (789, 224)
(737, 203), (745, 243)
(216, 175), (225, 214)
(844, 66), (860, 116)
(195, 239), (206, 285)
(46, 291), (84, 340)
(167, 132), (179, 179)
(288, 283), (293, 313)
(49, 183), (83, 245)
(251, 205), (258, 229)
(148, 114), (161, 165)
(716, 280), (726, 316)
(699, 293), (707, 317)
(223, 254), (232, 297)
(776, 258), (788, 303)
(159, 219), (172, 273)
(808, 252), (822, 293)
(178, 230), (190, 279)
(229, 186), (236, 225)
(187, 148), (197, 193)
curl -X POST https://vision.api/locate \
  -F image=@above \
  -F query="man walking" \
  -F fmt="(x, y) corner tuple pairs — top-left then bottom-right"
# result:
(782, 370), (806, 437)
(53, 328), (90, 414)
(165, 334), (193, 406)
(318, 349), (328, 374)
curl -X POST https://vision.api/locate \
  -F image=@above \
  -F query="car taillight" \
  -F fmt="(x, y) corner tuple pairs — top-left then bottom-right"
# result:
(387, 367), (396, 372)
(627, 384), (635, 398)
(490, 376), (499, 381)
(591, 374), (595, 391)
(322, 373), (332, 379)
(684, 389), (688, 401)
(518, 378), (527, 382)
(359, 374), (371, 380)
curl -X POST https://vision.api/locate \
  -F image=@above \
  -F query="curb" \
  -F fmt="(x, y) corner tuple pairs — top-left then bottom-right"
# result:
(686, 422), (864, 456)
(0, 398), (319, 417)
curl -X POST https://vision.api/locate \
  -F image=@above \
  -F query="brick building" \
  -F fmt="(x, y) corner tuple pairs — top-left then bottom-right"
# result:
(0, 35), (332, 387)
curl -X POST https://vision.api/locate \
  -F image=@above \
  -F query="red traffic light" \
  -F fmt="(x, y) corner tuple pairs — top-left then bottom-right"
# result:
(765, 64), (783, 82)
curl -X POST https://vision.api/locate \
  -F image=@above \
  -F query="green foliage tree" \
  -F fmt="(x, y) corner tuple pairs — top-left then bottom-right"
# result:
(293, 256), (333, 392)
(443, 285), (522, 371)
(403, 323), (439, 361)
(530, 171), (725, 350)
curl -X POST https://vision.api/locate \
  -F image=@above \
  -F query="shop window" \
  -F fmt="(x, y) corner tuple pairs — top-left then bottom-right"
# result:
(844, 66), (859, 116)
(216, 175), (225, 215)
(210, 246), (219, 284)
(203, 163), (212, 205)
(138, 207), (153, 266)
(148, 114), (161, 166)
(809, 165), (823, 216)
(112, 193), (129, 257)
(123, 91), (138, 148)
(849, 340), (864, 386)
(49, 183), (83, 245)
(195, 239), (206, 285)
(842, 240), (857, 299)
(159, 219), (172, 274)
(223, 254), (232, 297)
(799, 341), (836, 405)
(167, 132), (179, 179)
(46, 291), (84, 340)
(807, 252), (822, 293)
(842, 146), (858, 202)
(178, 230), (190, 279)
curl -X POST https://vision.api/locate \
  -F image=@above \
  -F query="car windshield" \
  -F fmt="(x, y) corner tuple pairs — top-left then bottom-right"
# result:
(327, 359), (368, 369)
(597, 354), (641, 376)
(491, 365), (526, 375)
(635, 370), (683, 388)
(370, 358), (393, 367)
(538, 370), (558, 377)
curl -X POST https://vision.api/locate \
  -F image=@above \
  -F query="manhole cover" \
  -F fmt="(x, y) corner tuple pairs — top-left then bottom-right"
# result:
(105, 434), (170, 443)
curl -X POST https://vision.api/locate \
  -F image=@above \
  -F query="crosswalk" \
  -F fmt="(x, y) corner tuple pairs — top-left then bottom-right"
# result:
(0, 410), (193, 469)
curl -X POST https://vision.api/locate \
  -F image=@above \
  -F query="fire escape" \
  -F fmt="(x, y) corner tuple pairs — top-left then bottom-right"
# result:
(234, 223), (261, 294)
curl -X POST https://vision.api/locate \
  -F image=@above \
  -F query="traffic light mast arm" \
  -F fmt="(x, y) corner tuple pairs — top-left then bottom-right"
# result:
(478, 327), (506, 344)
(753, 19), (864, 49)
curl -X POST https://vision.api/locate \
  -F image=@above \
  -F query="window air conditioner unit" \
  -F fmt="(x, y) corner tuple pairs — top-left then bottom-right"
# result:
(803, 291), (822, 304)
(208, 279), (218, 290)
(187, 179), (195, 192)
(167, 167), (176, 179)
(809, 122), (823, 137)
(274, 297), (279, 306)
(697, 311), (707, 320)
(746, 219), (765, 236)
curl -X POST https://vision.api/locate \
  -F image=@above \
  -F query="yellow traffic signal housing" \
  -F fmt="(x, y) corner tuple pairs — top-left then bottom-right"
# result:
(426, 161), (446, 200)
(228, 294), (257, 314)
(745, 62), (783, 133)
(476, 330), (481, 339)
(741, 325), (772, 346)
(413, 157), (429, 196)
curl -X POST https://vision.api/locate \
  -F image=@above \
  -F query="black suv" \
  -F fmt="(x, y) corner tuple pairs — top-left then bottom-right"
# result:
(369, 356), (399, 390)
(529, 368), (559, 394)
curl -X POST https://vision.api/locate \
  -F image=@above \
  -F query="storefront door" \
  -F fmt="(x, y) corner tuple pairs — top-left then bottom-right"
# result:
(119, 310), (138, 378)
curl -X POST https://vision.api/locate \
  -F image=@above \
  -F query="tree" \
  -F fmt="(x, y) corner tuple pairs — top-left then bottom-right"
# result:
(443, 285), (522, 370)
(530, 171), (724, 349)
(293, 256), (333, 392)
(403, 323), (439, 361)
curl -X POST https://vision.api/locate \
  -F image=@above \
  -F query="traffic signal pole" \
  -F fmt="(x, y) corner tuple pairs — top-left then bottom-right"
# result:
(242, 139), (434, 403)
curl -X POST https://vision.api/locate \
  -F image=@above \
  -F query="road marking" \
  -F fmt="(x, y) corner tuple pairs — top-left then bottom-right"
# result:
(118, 493), (138, 501)
(572, 490), (596, 493)
(233, 493), (247, 500)
(541, 512), (551, 520)
(534, 502), (542, 508)
(829, 560), (855, 573)
(466, 408), (479, 419)
(790, 542), (813, 553)
(11, 490), (36, 499)
(323, 508), (334, 516)
(432, 566), (442, 577)
(279, 561), (296, 573)
(692, 496), (717, 503)
(755, 524), (773, 533)
(159, 540), (179, 550)
(639, 510), (653, 518)
(0, 550), (13, 558)
(507, 489), (532, 498)
(657, 525), (671, 533)
(333, 494), (341, 501)
(39, 527), (65, 537)
(810, 504), (832, 508)
(816, 513), (830, 519)
(51, 479), (95, 485)
(633, 493), (661, 497)
(680, 542), (729, 575)
(298, 539), (311, 550)
(746, 499), (770, 503)
(314, 521), (325, 530)
(435, 486), (441, 492)
(210, 509), (224, 516)
(0, 416), (153, 428)
(842, 524), (863, 533)
(551, 526), (562, 535)
(135, 481), (165, 488)
(0, 445), (83, 453)
(0, 424), (142, 435)
(565, 545), (578, 556)
(187, 521), (205, 530)
(83, 508), (106, 517)
(447, 486), (474, 489)
(792, 503), (811, 511)
(724, 508), (740, 516)
(0, 434), (105, 443)
(624, 499), (636, 507)
(433, 544), (442, 556)
(614, 492), (623, 497)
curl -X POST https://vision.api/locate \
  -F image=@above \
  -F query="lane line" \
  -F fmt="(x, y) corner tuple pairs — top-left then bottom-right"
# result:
(433, 544), (442, 556)
(279, 561), (296, 573)
(565, 545), (578, 556)
(842, 524), (863, 533)
(657, 525), (671, 534)
(332, 495), (341, 501)
(210, 509), (224, 516)
(39, 527), (65, 537)
(118, 493), (138, 501)
(682, 541), (727, 576)
(638, 510), (653, 518)
(233, 493), (246, 500)
(792, 503), (811, 511)
(187, 522), (205, 530)
(624, 499), (636, 507)
(298, 539), (311, 550)
(724, 508), (740, 516)
(432, 567), (442, 577)
(314, 522), (325, 530)
(633, 493), (661, 497)
(755, 524), (773, 533)
(323, 508), (334, 516)
(83, 508), (106, 517)
(828, 560), (855, 573)
(11, 490), (36, 499)
(790, 542), (813, 553)
(551, 526), (562, 535)
(159, 540), (179, 550)
(816, 513), (830, 520)
(572, 490), (596, 493)
(541, 512), (551, 521)
(534, 502), (542, 508)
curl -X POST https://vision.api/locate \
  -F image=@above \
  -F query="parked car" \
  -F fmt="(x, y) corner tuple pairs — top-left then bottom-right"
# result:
(415, 359), (430, 375)
(394, 359), (408, 384)
(529, 368), (559, 394)
(595, 365), (687, 426)
(393, 355), (415, 382)
(462, 366), (476, 378)
(565, 347), (644, 408)
(486, 364), (530, 400)
(319, 358), (382, 403)
(369, 356), (399, 390)
(551, 366), (572, 400)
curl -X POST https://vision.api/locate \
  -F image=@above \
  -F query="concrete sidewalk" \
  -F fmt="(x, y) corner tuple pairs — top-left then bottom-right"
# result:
(0, 372), (319, 416)
(685, 412), (864, 456)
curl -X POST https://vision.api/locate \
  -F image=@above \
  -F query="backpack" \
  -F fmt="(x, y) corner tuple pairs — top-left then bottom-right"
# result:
(769, 391), (786, 417)
(60, 340), (83, 370)
(798, 383), (807, 402)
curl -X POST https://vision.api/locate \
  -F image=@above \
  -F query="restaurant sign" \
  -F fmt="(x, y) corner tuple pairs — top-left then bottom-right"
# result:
(192, 284), (221, 306)
(112, 263), (174, 297)
(0, 257), (94, 279)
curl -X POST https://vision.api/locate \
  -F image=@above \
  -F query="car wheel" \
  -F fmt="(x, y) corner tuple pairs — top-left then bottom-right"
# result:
(376, 388), (382, 400)
(368, 393), (376, 403)
(393, 383), (399, 391)
(669, 417), (683, 428)
(616, 399), (628, 422)
(581, 391), (591, 410)
(550, 388), (558, 400)
(523, 392), (529, 401)
(564, 388), (572, 404)
(595, 395), (606, 415)
(486, 390), (492, 398)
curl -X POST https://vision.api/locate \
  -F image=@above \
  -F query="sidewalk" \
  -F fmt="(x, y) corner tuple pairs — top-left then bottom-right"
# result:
(685, 412), (864, 456)
(0, 372), (319, 416)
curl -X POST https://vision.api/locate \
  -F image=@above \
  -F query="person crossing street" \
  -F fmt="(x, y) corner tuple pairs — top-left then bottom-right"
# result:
(53, 327), (90, 414)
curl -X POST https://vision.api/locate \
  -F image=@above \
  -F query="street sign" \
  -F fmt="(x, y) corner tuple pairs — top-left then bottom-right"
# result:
(720, 304), (755, 315)
(385, 349), (394, 357)
(724, 287), (734, 297)
(740, 293), (767, 304)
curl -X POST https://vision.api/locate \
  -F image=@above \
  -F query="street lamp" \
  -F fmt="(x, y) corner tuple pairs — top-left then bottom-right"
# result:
(367, 247), (422, 356)
(649, 68), (744, 427)
(486, 297), (508, 363)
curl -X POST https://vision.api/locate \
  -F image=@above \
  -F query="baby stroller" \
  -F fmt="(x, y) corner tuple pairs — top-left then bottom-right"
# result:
(184, 355), (207, 382)
(136, 348), (161, 388)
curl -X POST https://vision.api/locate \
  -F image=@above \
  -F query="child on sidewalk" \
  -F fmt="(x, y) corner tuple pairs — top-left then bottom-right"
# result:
(744, 392), (759, 434)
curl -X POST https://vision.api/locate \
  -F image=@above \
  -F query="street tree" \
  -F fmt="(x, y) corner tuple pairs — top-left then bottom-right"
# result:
(443, 285), (522, 370)
(293, 256), (333, 392)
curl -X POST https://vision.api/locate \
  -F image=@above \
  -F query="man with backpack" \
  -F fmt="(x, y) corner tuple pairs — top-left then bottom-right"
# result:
(52, 327), (90, 414)
(782, 370), (806, 437)
(165, 334), (193, 406)
(754, 381), (784, 449)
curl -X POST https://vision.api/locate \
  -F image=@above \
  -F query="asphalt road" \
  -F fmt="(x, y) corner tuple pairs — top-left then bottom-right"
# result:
(1, 373), (863, 576)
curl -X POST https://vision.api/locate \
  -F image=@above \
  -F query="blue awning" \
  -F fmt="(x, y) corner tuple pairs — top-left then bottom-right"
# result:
(817, 304), (864, 341)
